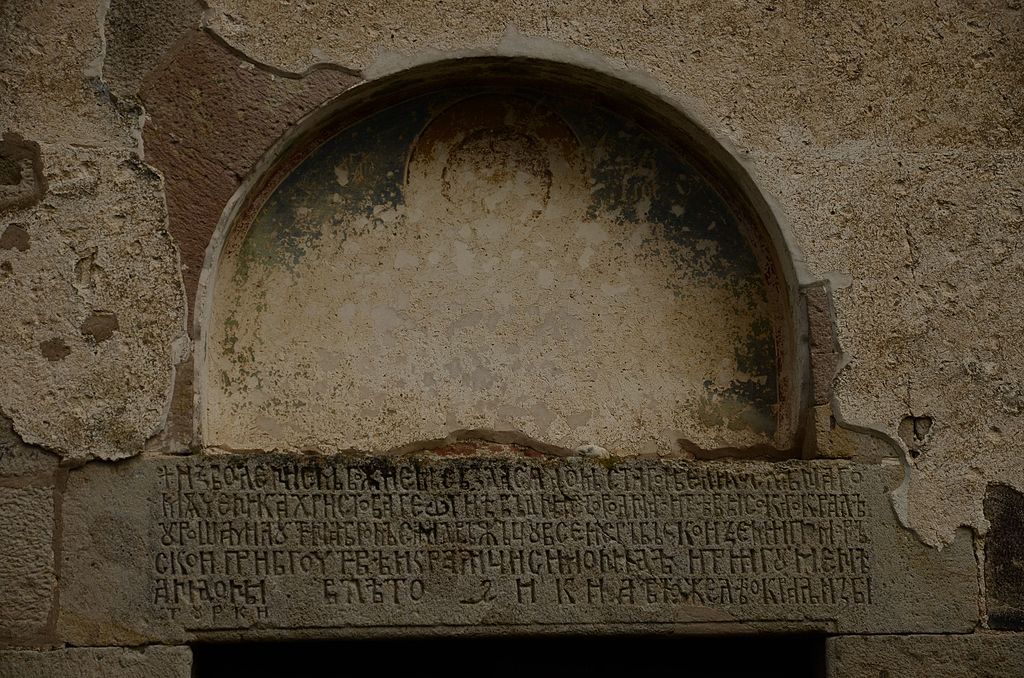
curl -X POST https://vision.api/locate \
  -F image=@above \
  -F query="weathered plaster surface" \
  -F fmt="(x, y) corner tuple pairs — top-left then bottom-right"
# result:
(0, 0), (1018, 545)
(0, 0), (1021, 659)
(206, 91), (783, 456)
(102, 0), (205, 100)
(202, 0), (1024, 544)
(0, 0), (188, 459)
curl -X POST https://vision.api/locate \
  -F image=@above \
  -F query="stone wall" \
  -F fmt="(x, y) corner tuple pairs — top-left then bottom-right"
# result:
(1, 1), (1022, 675)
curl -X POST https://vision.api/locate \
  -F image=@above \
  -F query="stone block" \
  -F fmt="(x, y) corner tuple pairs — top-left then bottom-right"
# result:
(60, 454), (978, 644)
(140, 30), (357, 328)
(983, 483), (1024, 629)
(826, 633), (1024, 678)
(0, 646), (191, 678)
(0, 486), (54, 644)
(803, 284), (841, 406)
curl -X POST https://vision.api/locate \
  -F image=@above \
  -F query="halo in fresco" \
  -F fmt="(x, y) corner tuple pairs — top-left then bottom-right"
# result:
(206, 87), (781, 455)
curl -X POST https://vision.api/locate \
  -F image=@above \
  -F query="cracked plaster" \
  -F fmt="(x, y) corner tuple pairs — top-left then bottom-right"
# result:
(0, 0), (188, 459)
(203, 0), (1023, 545)
(0, 0), (1018, 551)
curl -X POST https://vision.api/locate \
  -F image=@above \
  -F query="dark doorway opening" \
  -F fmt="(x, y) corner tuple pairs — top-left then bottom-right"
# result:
(192, 633), (826, 677)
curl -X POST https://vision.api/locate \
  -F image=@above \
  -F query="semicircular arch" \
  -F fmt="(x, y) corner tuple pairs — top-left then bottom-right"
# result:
(195, 57), (810, 457)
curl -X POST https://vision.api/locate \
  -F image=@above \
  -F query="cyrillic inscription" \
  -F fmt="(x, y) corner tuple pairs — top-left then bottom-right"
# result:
(151, 458), (874, 629)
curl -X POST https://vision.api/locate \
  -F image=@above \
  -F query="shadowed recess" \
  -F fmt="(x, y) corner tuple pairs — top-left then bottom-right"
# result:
(192, 635), (826, 677)
(206, 83), (789, 456)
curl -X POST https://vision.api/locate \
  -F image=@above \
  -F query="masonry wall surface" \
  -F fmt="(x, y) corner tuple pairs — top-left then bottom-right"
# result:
(1, 0), (1022, 674)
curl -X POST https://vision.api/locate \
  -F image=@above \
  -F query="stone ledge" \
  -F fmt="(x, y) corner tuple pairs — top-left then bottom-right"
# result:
(826, 633), (1024, 678)
(0, 646), (191, 678)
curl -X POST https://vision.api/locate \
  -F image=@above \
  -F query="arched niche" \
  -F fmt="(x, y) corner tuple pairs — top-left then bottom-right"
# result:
(196, 58), (807, 457)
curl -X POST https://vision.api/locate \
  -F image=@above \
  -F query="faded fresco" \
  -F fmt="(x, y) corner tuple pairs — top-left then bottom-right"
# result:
(205, 90), (782, 455)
